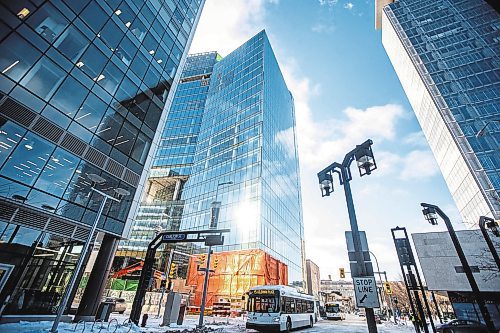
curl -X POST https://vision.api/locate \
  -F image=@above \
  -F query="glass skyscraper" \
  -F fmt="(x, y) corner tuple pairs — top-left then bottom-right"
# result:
(0, 0), (204, 321)
(116, 52), (219, 268)
(119, 31), (305, 289)
(377, 0), (499, 224)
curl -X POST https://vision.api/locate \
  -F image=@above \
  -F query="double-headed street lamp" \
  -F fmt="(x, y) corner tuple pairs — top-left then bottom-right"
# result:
(51, 174), (129, 333)
(478, 216), (500, 271)
(198, 181), (233, 328)
(421, 203), (496, 333)
(475, 119), (500, 138)
(318, 139), (378, 333)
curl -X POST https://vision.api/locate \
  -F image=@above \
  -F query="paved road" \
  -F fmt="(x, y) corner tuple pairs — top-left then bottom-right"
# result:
(247, 314), (416, 333)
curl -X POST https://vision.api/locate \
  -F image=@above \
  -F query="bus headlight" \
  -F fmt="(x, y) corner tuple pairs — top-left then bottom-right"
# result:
(273, 318), (280, 322)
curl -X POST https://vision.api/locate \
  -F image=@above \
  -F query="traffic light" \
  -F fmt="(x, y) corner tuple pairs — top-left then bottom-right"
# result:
(198, 254), (206, 266)
(169, 262), (176, 279)
(213, 258), (219, 269)
(384, 281), (393, 294)
(339, 267), (345, 279)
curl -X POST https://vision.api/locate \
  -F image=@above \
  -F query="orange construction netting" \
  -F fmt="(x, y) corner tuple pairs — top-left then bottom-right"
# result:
(186, 249), (288, 308)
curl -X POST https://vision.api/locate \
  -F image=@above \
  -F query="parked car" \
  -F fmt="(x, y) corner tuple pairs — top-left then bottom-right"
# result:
(103, 297), (127, 314)
(435, 319), (488, 333)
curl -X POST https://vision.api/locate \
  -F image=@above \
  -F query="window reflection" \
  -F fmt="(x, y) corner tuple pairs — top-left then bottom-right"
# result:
(96, 108), (123, 142)
(34, 147), (79, 197)
(0, 132), (55, 187)
(50, 76), (89, 118)
(0, 33), (42, 81)
(27, 4), (69, 43)
(54, 26), (89, 62)
(75, 93), (107, 131)
(20, 57), (65, 100)
(0, 117), (27, 167)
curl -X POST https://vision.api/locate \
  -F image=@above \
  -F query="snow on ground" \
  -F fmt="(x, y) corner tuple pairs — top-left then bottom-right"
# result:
(0, 313), (424, 333)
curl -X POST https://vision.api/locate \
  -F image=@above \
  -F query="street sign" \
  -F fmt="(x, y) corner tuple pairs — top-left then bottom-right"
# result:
(162, 233), (187, 241)
(353, 277), (380, 308)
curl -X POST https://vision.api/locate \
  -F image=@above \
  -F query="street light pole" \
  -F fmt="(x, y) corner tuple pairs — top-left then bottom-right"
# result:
(198, 181), (232, 328)
(421, 203), (496, 333)
(51, 184), (123, 333)
(475, 119), (500, 138)
(478, 216), (500, 271)
(318, 139), (378, 333)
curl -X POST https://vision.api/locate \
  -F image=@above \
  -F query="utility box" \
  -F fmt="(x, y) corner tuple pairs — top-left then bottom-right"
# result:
(162, 292), (181, 326)
(96, 301), (115, 322)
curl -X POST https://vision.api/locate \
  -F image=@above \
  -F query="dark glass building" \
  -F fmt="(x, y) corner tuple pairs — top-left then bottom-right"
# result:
(0, 0), (204, 321)
(377, 0), (499, 224)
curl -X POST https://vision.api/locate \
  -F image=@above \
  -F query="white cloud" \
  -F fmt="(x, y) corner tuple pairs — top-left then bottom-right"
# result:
(190, 0), (272, 56)
(403, 131), (428, 147)
(312, 23), (336, 33)
(344, 2), (354, 9)
(399, 150), (439, 180)
(319, 0), (339, 6)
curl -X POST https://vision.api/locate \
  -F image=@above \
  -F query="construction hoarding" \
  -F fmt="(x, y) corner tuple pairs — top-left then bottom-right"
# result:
(186, 249), (288, 309)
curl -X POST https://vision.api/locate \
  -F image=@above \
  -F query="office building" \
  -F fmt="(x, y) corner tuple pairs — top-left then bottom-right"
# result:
(376, 0), (499, 224)
(0, 0), (204, 321)
(306, 259), (321, 298)
(115, 31), (305, 306)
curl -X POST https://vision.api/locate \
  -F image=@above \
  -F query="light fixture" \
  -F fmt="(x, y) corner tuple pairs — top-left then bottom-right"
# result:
(12, 194), (27, 202)
(157, 59), (163, 64)
(94, 74), (105, 82)
(114, 9), (122, 15)
(2, 60), (20, 74)
(125, 22), (131, 28)
(17, 8), (30, 19)
(485, 218), (499, 237)
(318, 172), (334, 197)
(88, 173), (106, 185)
(355, 145), (376, 176)
(422, 206), (438, 225)
(114, 188), (130, 199)
(24, 143), (33, 150)
(76, 61), (84, 68)
(149, 50), (155, 55)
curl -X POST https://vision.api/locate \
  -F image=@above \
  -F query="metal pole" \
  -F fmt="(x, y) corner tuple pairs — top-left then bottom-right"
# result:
(369, 251), (386, 311)
(51, 190), (118, 333)
(424, 204), (496, 333)
(157, 249), (174, 318)
(478, 216), (500, 271)
(198, 246), (212, 328)
(342, 168), (378, 333)
(430, 291), (443, 324)
(383, 272), (396, 324)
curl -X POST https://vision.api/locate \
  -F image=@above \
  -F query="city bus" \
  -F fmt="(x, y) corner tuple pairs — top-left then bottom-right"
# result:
(246, 285), (316, 332)
(325, 301), (345, 320)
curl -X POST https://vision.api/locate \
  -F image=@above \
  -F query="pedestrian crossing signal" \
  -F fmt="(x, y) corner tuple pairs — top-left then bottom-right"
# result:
(384, 281), (392, 294)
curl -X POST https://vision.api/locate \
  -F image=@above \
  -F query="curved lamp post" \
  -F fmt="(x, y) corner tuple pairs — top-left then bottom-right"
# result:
(51, 174), (129, 333)
(420, 203), (496, 333)
(478, 216), (500, 271)
(318, 139), (378, 333)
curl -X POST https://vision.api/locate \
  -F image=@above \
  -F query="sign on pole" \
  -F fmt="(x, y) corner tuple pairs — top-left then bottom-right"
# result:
(353, 277), (380, 308)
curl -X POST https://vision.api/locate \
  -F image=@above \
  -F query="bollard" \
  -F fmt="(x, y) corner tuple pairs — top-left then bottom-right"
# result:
(141, 313), (148, 327)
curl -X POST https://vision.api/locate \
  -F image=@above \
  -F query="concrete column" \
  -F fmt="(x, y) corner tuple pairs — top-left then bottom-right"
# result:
(74, 234), (119, 322)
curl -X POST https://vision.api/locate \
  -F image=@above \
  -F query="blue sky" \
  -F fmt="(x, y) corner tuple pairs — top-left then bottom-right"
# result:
(189, 0), (463, 280)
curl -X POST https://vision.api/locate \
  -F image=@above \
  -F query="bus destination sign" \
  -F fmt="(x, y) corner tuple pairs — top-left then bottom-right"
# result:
(250, 289), (275, 295)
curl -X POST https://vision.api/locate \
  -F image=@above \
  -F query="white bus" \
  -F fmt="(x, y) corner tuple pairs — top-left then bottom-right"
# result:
(325, 301), (345, 320)
(246, 285), (316, 332)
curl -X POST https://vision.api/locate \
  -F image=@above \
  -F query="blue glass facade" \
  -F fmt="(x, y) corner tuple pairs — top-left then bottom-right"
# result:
(117, 52), (219, 261)
(0, 0), (204, 317)
(179, 31), (305, 284)
(381, 0), (499, 223)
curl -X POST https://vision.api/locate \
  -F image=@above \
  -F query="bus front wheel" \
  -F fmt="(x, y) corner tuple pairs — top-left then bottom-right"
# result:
(286, 318), (291, 332)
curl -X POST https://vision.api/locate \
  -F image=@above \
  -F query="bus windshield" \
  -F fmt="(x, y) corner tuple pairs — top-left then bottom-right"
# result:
(326, 304), (340, 313)
(248, 295), (280, 313)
